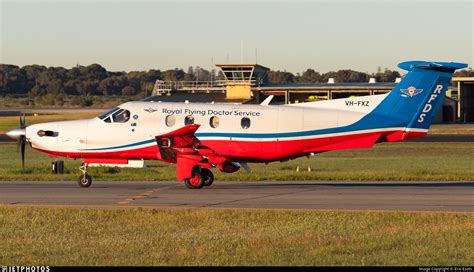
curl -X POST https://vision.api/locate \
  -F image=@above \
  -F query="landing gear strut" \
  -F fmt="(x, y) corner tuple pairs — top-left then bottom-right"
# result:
(78, 163), (92, 188)
(184, 168), (214, 189)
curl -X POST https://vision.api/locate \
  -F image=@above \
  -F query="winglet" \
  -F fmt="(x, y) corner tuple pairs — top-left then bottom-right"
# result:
(156, 124), (200, 138)
(260, 95), (274, 106)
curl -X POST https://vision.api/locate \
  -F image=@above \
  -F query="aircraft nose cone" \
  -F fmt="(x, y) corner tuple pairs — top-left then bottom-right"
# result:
(6, 127), (26, 140)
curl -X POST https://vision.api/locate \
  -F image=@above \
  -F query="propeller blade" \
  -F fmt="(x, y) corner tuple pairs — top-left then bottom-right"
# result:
(17, 137), (21, 153)
(20, 113), (26, 128)
(21, 135), (26, 170)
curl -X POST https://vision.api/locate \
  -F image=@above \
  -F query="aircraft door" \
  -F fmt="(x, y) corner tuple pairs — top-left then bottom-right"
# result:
(277, 107), (303, 156)
(86, 108), (138, 152)
(229, 107), (277, 159)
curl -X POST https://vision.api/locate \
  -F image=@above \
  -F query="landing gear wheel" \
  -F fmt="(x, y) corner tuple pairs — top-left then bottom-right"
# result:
(201, 168), (214, 187)
(78, 174), (92, 188)
(184, 171), (204, 189)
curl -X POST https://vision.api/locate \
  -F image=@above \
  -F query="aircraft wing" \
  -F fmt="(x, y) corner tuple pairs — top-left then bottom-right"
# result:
(155, 124), (202, 162)
(156, 124), (201, 149)
(155, 124), (234, 181)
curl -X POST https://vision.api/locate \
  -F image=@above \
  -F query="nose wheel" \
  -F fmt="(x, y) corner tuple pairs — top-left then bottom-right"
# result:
(78, 163), (92, 187)
(78, 174), (92, 187)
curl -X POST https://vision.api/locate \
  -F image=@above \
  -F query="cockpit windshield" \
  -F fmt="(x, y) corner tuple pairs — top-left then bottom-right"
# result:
(98, 107), (119, 120)
(98, 107), (130, 123)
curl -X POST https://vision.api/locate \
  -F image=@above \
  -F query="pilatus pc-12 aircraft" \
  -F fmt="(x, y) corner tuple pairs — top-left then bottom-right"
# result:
(6, 61), (468, 188)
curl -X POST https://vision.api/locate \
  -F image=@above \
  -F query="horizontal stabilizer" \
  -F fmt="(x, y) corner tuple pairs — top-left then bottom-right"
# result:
(398, 61), (467, 72)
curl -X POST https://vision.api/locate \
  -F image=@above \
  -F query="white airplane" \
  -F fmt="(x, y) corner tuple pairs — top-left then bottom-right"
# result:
(6, 61), (467, 188)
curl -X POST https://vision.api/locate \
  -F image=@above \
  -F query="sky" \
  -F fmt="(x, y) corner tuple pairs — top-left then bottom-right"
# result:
(1, 0), (473, 74)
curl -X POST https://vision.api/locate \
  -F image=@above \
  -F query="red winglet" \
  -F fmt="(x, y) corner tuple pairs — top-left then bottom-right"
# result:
(156, 124), (200, 138)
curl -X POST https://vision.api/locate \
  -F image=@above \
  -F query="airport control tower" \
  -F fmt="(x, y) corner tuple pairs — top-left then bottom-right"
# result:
(215, 64), (269, 99)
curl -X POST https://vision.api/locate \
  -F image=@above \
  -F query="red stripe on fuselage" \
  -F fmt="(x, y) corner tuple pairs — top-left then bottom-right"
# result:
(201, 130), (427, 161)
(32, 130), (427, 162)
(32, 145), (161, 160)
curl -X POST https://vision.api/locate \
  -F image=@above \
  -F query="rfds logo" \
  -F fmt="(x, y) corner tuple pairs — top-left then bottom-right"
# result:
(417, 85), (443, 123)
(401, 86), (423, 97)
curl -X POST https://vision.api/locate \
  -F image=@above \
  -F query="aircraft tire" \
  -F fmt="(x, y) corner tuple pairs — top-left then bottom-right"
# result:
(184, 171), (204, 189)
(201, 168), (214, 186)
(78, 174), (92, 188)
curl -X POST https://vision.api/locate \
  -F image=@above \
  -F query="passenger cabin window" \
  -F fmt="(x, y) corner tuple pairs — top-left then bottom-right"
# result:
(165, 115), (175, 127)
(210, 116), (219, 128)
(241, 117), (250, 129)
(184, 115), (194, 125)
(112, 109), (131, 123)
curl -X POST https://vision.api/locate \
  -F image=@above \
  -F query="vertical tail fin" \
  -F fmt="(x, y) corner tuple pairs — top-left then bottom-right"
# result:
(373, 61), (467, 130)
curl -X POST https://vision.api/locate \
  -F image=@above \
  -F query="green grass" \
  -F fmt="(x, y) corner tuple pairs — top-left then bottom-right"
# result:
(0, 142), (473, 181)
(0, 95), (137, 110)
(0, 206), (472, 266)
(430, 124), (474, 135)
(0, 112), (100, 132)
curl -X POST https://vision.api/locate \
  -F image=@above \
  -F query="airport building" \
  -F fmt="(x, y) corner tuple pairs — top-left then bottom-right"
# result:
(151, 63), (474, 123)
(452, 77), (474, 123)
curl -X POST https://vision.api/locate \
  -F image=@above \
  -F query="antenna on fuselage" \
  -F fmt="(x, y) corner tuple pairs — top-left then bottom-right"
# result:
(260, 95), (274, 106)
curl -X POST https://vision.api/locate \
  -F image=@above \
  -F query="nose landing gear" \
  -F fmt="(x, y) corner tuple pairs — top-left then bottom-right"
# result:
(78, 163), (92, 187)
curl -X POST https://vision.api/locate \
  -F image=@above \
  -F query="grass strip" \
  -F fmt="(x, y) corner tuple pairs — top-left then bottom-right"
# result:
(0, 206), (472, 266)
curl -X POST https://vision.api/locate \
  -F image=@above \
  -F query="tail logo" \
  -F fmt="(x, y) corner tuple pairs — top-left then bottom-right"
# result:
(401, 86), (423, 97)
(417, 84), (444, 123)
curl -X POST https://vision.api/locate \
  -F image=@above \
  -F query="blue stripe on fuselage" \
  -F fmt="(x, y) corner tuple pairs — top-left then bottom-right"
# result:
(80, 138), (156, 151)
(79, 115), (402, 151)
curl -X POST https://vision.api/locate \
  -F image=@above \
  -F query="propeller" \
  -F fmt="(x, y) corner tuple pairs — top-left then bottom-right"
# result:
(7, 113), (27, 170)
(18, 113), (27, 170)
(20, 113), (26, 128)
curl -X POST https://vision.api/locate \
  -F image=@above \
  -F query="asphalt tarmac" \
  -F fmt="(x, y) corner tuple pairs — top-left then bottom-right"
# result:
(0, 181), (472, 211)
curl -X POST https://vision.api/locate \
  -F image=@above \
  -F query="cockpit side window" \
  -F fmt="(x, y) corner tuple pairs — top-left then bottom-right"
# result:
(112, 109), (131, 123)
(98, 107), (131, 123)
(98, 107), (119, 120)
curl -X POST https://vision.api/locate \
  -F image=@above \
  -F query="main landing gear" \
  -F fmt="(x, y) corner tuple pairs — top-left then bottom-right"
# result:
(78, 163), (92, 188)
(184, 168), (214, 189)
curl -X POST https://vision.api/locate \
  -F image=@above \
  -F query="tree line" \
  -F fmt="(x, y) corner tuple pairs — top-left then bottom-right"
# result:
(267, 68), (402, 84)
(0, 63), (196, 97)
(1, 63), (471, 100)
